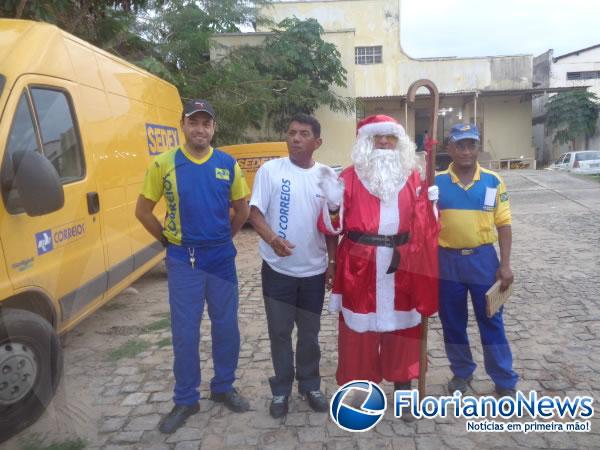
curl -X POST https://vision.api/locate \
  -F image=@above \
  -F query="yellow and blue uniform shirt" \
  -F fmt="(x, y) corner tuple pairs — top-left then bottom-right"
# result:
(435, 163), (511, 249)
(142, 146), (249, 247)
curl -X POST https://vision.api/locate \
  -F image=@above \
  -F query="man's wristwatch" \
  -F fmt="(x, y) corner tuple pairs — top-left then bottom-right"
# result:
(328, 259), (336, 265)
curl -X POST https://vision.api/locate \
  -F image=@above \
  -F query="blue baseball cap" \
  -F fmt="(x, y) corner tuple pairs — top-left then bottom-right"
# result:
(449, 123), (480, 142)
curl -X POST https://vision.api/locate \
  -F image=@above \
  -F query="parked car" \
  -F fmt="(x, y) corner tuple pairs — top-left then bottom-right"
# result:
(547, 150), (600, 175)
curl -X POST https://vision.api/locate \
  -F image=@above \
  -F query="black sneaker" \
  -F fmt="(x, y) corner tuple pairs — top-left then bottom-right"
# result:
(270, 395), (289, 418)
(210, 388), (250, 412)
(158, 403), (200, 434)
(495, 386), (517, 398)
(447, 375), (473, 394)
(304, 390), (328, 413)
(393, 381), (412, 391)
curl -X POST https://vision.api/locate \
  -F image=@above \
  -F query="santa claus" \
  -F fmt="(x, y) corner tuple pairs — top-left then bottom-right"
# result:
(318, 114), (439, 398)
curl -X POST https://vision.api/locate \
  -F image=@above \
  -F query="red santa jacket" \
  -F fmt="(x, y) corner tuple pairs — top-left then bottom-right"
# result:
(318, 167), (439, 333)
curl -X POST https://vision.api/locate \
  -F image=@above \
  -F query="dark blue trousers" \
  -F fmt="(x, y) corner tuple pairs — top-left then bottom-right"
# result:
(438, 245), (518, 390)
(261, 261), (325, 396)
(166, 254), (240, 405)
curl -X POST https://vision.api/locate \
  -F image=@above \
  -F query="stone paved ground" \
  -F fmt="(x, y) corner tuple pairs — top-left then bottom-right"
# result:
(3, 170), (600, 450)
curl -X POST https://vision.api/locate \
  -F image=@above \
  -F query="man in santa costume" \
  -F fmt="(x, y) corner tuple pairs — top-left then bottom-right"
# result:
(319, 114), (439, 401)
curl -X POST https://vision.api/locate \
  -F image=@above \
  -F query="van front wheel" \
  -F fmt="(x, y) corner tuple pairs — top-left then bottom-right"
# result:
(0, 309), (63, 443)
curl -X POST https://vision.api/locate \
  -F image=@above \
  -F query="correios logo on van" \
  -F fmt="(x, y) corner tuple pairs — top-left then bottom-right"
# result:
(146, 123), (180, 155)
(35, 230), (53, 255)
(35, 221), (86, 256)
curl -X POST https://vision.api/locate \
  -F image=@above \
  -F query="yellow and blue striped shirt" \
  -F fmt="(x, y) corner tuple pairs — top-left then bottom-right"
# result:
(142, 146), (249, 246)
(435, 163), (511, 249)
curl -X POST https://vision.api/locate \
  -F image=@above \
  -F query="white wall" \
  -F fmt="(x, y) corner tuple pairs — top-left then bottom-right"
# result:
(551, 47), (600, 96)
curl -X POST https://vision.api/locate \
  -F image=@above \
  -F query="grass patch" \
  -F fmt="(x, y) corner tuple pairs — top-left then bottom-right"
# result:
(573, 173), (600, 183)
(587, 174), (600, 183)
(20, 436), (86, 450)
(142, 317), (171, 332)
(103, 301), (127, 312)
(107, 339), (151, 361)
(156, 337), (172, 348)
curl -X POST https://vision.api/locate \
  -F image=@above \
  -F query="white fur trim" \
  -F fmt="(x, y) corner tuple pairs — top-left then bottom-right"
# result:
(374, 196), (400, 322)
(321, 199), (344, 234)
(329, 293), (342, 313)
(341, 306), (421, 332)
(358, 122), (406, 138)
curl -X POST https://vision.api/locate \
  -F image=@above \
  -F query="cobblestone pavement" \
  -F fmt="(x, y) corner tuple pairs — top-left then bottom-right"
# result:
(3, 170), (600, 450)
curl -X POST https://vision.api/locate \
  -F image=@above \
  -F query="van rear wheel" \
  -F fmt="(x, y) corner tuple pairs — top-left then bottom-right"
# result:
(0, 309), (63, 443)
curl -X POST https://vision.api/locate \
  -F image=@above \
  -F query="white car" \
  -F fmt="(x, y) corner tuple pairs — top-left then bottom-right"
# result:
(548, 150), (600, 175)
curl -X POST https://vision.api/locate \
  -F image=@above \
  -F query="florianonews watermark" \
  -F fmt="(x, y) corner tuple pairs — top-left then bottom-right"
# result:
(393, 389), (593, 433)
(329, 381), (594, 433)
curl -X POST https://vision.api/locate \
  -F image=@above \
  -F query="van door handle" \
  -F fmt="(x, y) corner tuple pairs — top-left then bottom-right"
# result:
(87, 192), (100, 214)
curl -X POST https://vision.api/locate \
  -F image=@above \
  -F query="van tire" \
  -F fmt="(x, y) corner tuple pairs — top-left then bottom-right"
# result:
(0, 309), (63, 443)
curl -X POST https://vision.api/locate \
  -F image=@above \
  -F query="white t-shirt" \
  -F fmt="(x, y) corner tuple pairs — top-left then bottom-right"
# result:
(250, 157), (334, 277)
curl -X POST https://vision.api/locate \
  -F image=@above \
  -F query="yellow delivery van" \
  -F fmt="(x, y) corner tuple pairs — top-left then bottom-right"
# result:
(220, 141), (288, 192)
(0, 19), (182, 441)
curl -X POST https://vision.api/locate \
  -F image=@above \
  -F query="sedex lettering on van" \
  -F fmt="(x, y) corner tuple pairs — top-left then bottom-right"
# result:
(146, 123), (180, 155)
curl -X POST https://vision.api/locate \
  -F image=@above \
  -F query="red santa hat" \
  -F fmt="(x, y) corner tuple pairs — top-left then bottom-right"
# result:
(356, 114), (406, 138)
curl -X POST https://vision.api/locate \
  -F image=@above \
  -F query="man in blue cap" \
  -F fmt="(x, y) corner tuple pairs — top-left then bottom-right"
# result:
(435, 124), (518, 397)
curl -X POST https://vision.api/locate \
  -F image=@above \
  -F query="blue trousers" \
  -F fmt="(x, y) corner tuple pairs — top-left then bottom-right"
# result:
(166, 254), (240, 405)
(438, 245), (518, 390)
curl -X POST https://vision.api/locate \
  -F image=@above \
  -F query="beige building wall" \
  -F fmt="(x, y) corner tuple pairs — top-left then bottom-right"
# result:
(209, 33), (268, 61)
(262, 1), (532, 96)
(309, 31), (357, 166)
(481, 96), (534, 160)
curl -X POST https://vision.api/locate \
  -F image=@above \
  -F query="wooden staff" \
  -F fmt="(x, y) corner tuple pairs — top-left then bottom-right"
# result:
(406, 79), (439, 399)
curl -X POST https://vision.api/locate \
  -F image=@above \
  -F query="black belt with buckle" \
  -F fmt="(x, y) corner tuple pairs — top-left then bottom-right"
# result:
(440, 244), (493, 256)
(347, 231), (410, 274)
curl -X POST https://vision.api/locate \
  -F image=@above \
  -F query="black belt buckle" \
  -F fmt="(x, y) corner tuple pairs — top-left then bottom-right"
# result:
(377, 235), (393, 247)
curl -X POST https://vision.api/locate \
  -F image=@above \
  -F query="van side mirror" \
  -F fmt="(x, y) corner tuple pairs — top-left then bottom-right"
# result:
(13, 151), (64, 216)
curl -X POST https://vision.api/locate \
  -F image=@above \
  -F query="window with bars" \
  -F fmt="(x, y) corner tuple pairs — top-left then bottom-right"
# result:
(355, 46), (382, 65)
(567, 71), (600, 80)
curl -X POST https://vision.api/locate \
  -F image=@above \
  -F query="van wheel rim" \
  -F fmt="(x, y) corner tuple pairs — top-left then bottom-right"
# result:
(0, 342), (38, 405)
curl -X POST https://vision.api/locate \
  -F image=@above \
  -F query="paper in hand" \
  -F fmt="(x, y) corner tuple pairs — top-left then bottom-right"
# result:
(485, 279), (513, 318)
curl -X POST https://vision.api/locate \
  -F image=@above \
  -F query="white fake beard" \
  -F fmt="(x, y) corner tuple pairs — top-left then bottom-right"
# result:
(352, 135), (418, 202)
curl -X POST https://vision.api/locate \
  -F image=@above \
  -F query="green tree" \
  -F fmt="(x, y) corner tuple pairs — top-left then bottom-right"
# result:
(135, 0), (271, 91)
(257, 17), (353, 133)
(546, 89), (599, 149)
(193, 17), (353, 143)
(139, 9), (352, 144)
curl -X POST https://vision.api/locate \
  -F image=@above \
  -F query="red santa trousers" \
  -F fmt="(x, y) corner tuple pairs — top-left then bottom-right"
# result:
(336, 314), (422, 385)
